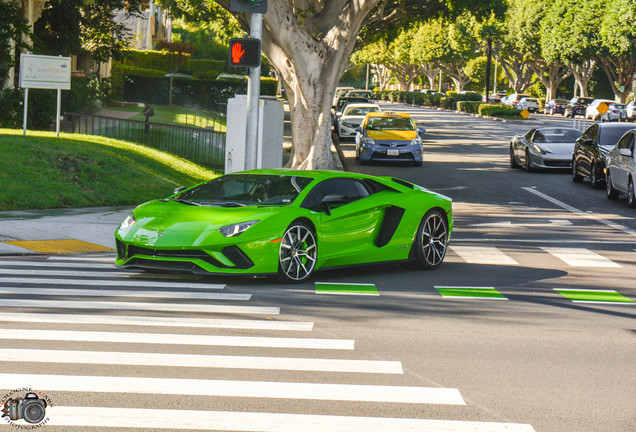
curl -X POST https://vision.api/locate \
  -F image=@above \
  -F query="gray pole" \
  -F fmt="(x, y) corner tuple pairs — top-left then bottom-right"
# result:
(244, 13), (262, 171)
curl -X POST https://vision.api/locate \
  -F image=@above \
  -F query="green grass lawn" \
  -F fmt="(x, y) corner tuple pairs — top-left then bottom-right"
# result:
(0, 129), (220, 211)
(105, 105), (227, 131)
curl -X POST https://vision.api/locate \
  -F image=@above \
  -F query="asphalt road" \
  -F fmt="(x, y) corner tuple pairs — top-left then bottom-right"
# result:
(1, 105), (635, 432)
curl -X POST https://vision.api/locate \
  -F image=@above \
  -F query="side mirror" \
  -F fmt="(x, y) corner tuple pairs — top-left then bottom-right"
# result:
(336, 111), (342, 117)
(618, 148), (633, 158)
(320, 194), (348, 215)
(354, 127), (362, 133)
(173, 186), (187, 195)
(417, 127), (426, 135)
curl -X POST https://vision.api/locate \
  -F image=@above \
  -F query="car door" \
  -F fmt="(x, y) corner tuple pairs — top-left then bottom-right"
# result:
(577, 124), (598, 177)
(613, 132), (635, 192)
(515, 129), (535, 161)
(300, 178), (385, 264)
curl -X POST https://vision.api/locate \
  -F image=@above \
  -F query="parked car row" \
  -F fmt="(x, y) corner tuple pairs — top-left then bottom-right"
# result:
(511, 123), (636, 208)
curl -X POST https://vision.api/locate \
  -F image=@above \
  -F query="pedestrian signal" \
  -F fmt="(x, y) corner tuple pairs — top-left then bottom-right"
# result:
(228, 38), (261, 68)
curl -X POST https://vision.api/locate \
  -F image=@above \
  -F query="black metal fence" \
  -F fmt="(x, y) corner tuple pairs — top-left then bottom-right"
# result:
(63, 112), (226, 170)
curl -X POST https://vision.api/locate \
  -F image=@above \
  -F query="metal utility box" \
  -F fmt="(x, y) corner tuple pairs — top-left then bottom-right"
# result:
(225, 95), (284, 173)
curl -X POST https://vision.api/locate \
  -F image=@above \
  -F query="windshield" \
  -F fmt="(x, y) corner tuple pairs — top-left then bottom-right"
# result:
(175, 174), (314, 206)
(344, 106), (380, 116)
(535, 128), (581, 143)
(367, 117), (416, 131)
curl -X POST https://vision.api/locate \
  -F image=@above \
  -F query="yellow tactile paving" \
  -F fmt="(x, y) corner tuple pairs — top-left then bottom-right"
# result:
(3, 239), (115, 254)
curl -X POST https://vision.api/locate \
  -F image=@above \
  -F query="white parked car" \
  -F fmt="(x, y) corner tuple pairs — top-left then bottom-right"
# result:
(600, 103), (627, 122)
(332, 86), (354, 107)
(517, 97), (540, 113)
(504, 93), (530, 108)
(585, 99), (615, 120)
(337, 103), (381, 139)
(605, 128), (636, 207)
(625, 101), (636, 120)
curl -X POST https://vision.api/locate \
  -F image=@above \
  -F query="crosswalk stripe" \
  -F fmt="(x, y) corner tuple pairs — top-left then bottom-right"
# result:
(0, 329), (354, 349)
(0, 312), (314, 331)
(450, 246), (519, 265)
(0, 260), (117, 269)
(0, 349), (403, 374)
(47, 256), (116, 262)
(0, 287), (250, 301)
(45, 406), (536, 431)
(0, 268), (142, 277)
(0, 299), (279, 314)
(541, 247), (621, 267)
(0, 373), (465, 404)
(0, 277), (225, 289)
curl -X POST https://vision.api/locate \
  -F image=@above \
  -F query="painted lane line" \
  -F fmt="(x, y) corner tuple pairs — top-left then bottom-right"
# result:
(0, 348), (403, 374)
(0, 373), (464, 405)
(434, 286), (508, 300)
(452, 238), (636, 245)
(554, 288), (634, 304)
(523, 187), (636, 238)
(315, 282), (379, 296)
(541, 247), (621, 268)
(45, 406), (536, 431)
(47, 256), (115, 262)
(0, 312), (314, 331)
(0, 329), (354, 350)
(0, 260), (117, 269)
(0, 287), (250, 301)
(0, 299), (279, 314)
(0, 277), (225, 289)
(450, 246), (519, 265)
(0, 268), (144, 278)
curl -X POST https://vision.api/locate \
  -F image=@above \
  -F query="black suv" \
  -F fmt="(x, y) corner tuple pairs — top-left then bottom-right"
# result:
(564, 97), (593, 117)
(572, 123), (636, 187)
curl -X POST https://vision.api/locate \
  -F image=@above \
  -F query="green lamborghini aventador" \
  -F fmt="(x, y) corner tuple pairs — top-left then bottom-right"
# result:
(115, 169), (452, 282)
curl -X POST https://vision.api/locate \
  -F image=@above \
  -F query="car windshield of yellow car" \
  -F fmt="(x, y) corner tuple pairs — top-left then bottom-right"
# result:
(367, 117), (415, 131)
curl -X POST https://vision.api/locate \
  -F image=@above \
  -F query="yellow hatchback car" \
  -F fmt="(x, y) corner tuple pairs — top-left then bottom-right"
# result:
(354, 111), (425, 166)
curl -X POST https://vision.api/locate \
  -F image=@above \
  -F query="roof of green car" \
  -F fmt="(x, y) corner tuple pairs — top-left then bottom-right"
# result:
(239, 168), (383, 182)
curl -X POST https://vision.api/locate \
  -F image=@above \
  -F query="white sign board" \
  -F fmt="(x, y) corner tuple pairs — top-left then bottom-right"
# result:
(19, 53), (71, 90)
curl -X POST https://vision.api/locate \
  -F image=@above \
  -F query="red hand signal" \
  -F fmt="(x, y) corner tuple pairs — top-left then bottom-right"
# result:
(232, 43), (246, 64)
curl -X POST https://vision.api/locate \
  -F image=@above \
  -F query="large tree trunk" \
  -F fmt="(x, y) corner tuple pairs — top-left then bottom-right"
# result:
(256, 0), (382, 169)
(530, 62), (570, 102)
(496, 52), (536, 93)
(418, 63), (440, 89)
(596, 55), (635, 103)
(373, 64), (391, 91)
(440, 63), (470, 92)
(568, 60), (596, 98)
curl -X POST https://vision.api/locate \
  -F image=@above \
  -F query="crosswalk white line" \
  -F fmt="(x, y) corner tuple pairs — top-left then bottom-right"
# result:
(0, 260), (117, 269)
(541, 247), (621, 268)
(0, 312), (314, 331)
(0, 373), (464, 404)
(47, 256), (116, 262)
(45, 406), (536, 431)
(0, 287), (250, 301)
(0, 349), (403, 374)
(0, 329), (354, 349)
(450, 246), (519, 265)
(0, 277), (225, 289)
(0, 299), (278, 314)
(0, 268), (141, 277)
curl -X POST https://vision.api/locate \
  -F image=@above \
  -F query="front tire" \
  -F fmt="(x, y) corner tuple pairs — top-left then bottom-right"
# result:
(523, 149), (532, 172)
(278, 222), (317, 283)
(628, 178), (636, 209)
(572, 158), (583, 183)
(590, 162), (602, 188)
(606, 171), (619, 200)
(410, 209), (449, 270)
(510, 146), (518, 168)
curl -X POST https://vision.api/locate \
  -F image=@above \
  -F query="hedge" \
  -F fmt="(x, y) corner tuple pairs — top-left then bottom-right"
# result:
(111, 63), (166, 101)
(456, 101), (482, 113)
(478, 103), (523, 119)
(119, 49), (190, 72)
(122, 75), (277, 110)
(190, 59), (227, 79)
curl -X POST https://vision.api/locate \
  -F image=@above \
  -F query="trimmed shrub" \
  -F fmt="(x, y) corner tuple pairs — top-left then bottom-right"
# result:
(190, 59), (227, 79)
(457, 101), (482, 113)
(111, 63), (166, 101)
(479, 103), (523, 119)
(120, 49), (190, 72)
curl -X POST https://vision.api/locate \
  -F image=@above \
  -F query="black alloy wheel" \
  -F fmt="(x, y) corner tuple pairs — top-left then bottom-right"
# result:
(409, 209), (449, 270)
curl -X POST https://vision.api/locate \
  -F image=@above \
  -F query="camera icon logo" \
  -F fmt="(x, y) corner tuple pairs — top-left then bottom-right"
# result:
(2, 392), (47, 424)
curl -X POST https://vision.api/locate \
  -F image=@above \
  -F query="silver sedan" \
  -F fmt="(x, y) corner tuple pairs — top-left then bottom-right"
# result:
(510, 127), (582, 171)
(605, 128), (636, 207)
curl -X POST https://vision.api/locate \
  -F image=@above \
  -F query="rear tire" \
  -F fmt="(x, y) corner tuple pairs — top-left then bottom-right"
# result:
(606, 171), (619, 200)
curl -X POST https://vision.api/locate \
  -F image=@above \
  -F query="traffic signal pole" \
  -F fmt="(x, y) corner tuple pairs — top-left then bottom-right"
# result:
(244, 12), (262, 171)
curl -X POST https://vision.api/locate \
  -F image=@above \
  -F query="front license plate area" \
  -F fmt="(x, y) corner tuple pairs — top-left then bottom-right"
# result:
(387, 149), (400, 156)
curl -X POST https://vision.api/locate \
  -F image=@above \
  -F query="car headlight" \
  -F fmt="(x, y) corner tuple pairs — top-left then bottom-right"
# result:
(411, 137), (422, 146)
(119, 213), (136, 229)
(362, 137), (375, 146)
(219, 220), (260, 237)
(532, 144), (546, 155)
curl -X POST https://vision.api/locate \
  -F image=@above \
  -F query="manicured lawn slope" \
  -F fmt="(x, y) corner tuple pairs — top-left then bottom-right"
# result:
(0, 129), (219, 211)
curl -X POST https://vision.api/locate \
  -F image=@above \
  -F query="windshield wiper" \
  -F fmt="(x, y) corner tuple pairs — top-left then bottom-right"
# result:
(166, 198), (200, 206)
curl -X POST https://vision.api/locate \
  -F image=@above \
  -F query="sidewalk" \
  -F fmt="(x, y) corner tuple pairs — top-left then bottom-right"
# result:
(0, 207), (131, 256)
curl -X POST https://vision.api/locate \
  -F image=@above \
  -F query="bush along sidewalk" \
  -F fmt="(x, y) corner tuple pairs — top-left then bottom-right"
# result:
(374, 90), (523, 120)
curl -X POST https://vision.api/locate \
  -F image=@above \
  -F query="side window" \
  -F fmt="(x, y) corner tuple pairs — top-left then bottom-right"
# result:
(533, 131), (546, 143)
(524, 129), (535, 140)
(301, 179), (371, 211)
(617, 133), (631, 150)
